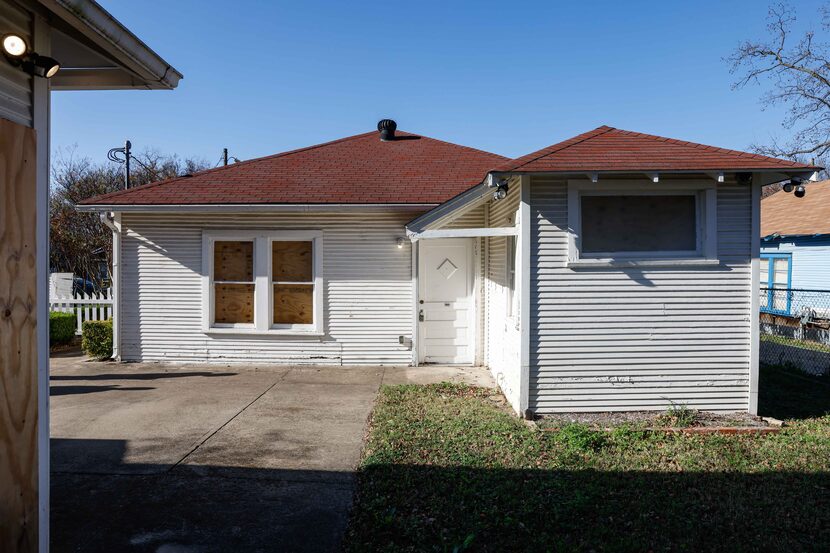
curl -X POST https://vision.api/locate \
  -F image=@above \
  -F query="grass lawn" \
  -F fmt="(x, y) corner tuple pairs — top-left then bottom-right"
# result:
(345, 366), (830, 552)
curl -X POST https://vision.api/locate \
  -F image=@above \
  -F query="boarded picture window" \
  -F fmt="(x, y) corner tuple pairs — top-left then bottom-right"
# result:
(213, 240), (254, 324)
(581, 195), (697, 254)
(272, 241), (314, 325)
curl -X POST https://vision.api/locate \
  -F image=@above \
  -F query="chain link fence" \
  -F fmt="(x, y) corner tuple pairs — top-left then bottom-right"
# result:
(760, 288), (830, 376)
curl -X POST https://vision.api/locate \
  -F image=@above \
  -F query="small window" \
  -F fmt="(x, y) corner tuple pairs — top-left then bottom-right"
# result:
(506, 236), (517, 318)
(580, 194), (697, 254)
(760, 253), (791, 314)
(213, 241), (254, 325)
(272, 241), (314, 326)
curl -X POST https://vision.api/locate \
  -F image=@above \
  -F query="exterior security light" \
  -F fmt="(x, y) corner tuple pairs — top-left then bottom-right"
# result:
(24, 55), (60, 78)
(794, 184), (806, 198)
(2, 32), (59, 79)
(493, 187), (508, 201)
(396, 237), (405, 248)
(2, 33), (27, 57)
(782, 181), (794, 193)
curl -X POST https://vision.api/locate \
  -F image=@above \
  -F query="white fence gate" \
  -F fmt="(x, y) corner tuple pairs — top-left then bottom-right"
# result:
(50, 289), (113, 335)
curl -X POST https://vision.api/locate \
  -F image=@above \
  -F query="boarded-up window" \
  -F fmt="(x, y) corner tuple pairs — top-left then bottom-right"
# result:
(581, 195), (697, 254)
(213, 241), (254, 324)
(272, 241), (314, 325)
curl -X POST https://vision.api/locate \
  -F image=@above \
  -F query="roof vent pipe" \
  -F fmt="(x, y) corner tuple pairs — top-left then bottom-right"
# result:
(378, 119), (397, 141)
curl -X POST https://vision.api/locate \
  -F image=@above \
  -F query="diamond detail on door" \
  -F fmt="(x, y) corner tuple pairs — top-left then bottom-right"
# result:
(437, 258), (458, 279)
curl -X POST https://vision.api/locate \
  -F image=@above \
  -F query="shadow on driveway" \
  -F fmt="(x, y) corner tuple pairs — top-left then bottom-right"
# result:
(51, 438), (353, 553)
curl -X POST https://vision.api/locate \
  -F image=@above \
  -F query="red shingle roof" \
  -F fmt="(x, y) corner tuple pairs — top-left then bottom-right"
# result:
(80, 130), (507, 206)
(761, 180), (830, 237)
(495, 126), (819, 173)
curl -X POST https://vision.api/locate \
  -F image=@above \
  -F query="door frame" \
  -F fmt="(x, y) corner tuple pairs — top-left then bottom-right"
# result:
(415, 238), (477, 365)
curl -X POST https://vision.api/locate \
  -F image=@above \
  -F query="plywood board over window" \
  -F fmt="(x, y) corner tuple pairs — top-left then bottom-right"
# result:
(272, 240), (314, 325)
(212, 240), (254, 325)
(0, 117), (38, 552)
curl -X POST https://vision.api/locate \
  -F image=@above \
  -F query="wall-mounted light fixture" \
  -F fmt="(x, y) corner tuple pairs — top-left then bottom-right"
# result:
(396, 237), (406, 249)
(782, 177), (806, 198)
(490, 178), (509, 201)
(2, 32), (60, 78)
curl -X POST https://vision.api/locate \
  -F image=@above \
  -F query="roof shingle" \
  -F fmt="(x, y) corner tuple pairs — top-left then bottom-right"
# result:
(761, 180), (830, 238)
(80, 130), (507, 206)
(495, 126), (819, 173)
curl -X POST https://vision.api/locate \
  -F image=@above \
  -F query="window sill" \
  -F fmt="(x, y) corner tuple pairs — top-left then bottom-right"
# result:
(204, 327), (325, 337)
(568, 258), (721, 269)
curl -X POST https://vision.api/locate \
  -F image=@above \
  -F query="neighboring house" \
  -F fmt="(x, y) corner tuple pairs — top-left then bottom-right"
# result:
(760, 180), (830, 315)
(0, 0), (183, 550)
(78, 123), (818, 417)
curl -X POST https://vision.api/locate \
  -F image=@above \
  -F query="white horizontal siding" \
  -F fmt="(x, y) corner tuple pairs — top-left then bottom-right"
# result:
(120, 211), (422, 365)
(530, 176), (752, 412)
(484, 177), (522, 408)
(0, 1), (33, 127)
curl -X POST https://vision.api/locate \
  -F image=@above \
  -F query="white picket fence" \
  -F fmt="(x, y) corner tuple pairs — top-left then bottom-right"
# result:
(50, 289), (113, 335)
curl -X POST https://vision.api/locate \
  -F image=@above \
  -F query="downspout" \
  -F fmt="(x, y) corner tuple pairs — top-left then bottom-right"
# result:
(99, 212), (121, 360)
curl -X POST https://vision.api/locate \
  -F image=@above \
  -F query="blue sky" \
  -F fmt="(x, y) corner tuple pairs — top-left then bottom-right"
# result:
(51, 0), (826, 166)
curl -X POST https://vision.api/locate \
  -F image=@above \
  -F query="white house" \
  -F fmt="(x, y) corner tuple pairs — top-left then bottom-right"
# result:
(78, 121), (818, 417)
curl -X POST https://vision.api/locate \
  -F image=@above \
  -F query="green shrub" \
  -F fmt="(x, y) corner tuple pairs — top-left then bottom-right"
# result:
(49, 311), (76, 346)
(553, 423), (607, 452)
(82, 319), (113, 359)
(655, 403), (698, 428)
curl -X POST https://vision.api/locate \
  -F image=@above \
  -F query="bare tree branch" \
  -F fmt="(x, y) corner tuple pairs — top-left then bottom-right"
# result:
(729, 2), (830, 168)
(50, 148), (209, 288)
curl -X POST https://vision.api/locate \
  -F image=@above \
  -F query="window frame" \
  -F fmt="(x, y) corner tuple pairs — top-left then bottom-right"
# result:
(202, 230), (324, 335)
(505, 235), (517, 319)
(760, 252), (792, 315)
(567, 180), (719, 267)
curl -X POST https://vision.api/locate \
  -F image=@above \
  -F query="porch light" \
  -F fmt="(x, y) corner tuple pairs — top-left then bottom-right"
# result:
(2, 32), (59, 79)
(24, 55), (60, 78)
(493, 179), (509, 201)
(2, 33), (27, 57)
(782, 177), (806, 198)
(396, 237), (405, 249)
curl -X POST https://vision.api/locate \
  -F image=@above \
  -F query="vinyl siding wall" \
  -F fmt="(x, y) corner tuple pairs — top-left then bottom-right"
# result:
(120, 211), (421, 365)
(761, 236), (830, 290)
(530, 176), (753, 412)
(484, 180), (523, 409)
(0, 1), (33, 127)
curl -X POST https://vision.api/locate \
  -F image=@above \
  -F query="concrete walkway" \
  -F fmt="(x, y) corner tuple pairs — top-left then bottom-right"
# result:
(50, 350), (494, 553)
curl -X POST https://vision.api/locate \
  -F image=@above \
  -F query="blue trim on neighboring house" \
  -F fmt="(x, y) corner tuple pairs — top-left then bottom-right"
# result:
(760, 252), (792, 315)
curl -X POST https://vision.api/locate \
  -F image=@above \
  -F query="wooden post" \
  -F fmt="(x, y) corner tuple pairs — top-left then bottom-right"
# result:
(0, 118), (39, 551)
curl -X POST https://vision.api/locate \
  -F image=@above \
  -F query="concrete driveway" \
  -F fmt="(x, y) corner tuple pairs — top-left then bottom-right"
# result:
(50, 350), (493, 553)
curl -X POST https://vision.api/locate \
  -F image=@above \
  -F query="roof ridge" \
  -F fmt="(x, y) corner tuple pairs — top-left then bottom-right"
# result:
(81, 130), (380, 204)
(497, 125), (615, 172)
(610, 127), (804, 167)
(403, 131), (509, 161)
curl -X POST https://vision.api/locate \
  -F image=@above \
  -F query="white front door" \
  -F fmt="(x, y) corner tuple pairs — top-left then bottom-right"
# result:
(418, 238), (475, 364)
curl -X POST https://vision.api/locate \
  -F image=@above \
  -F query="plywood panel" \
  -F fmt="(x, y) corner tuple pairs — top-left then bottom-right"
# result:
(272, 241), (312, 282)
(214, 241), (253, 282)
(273, 284), (313, 324)
(0, 117), (38, 552)
(214, 283), (254, 324)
